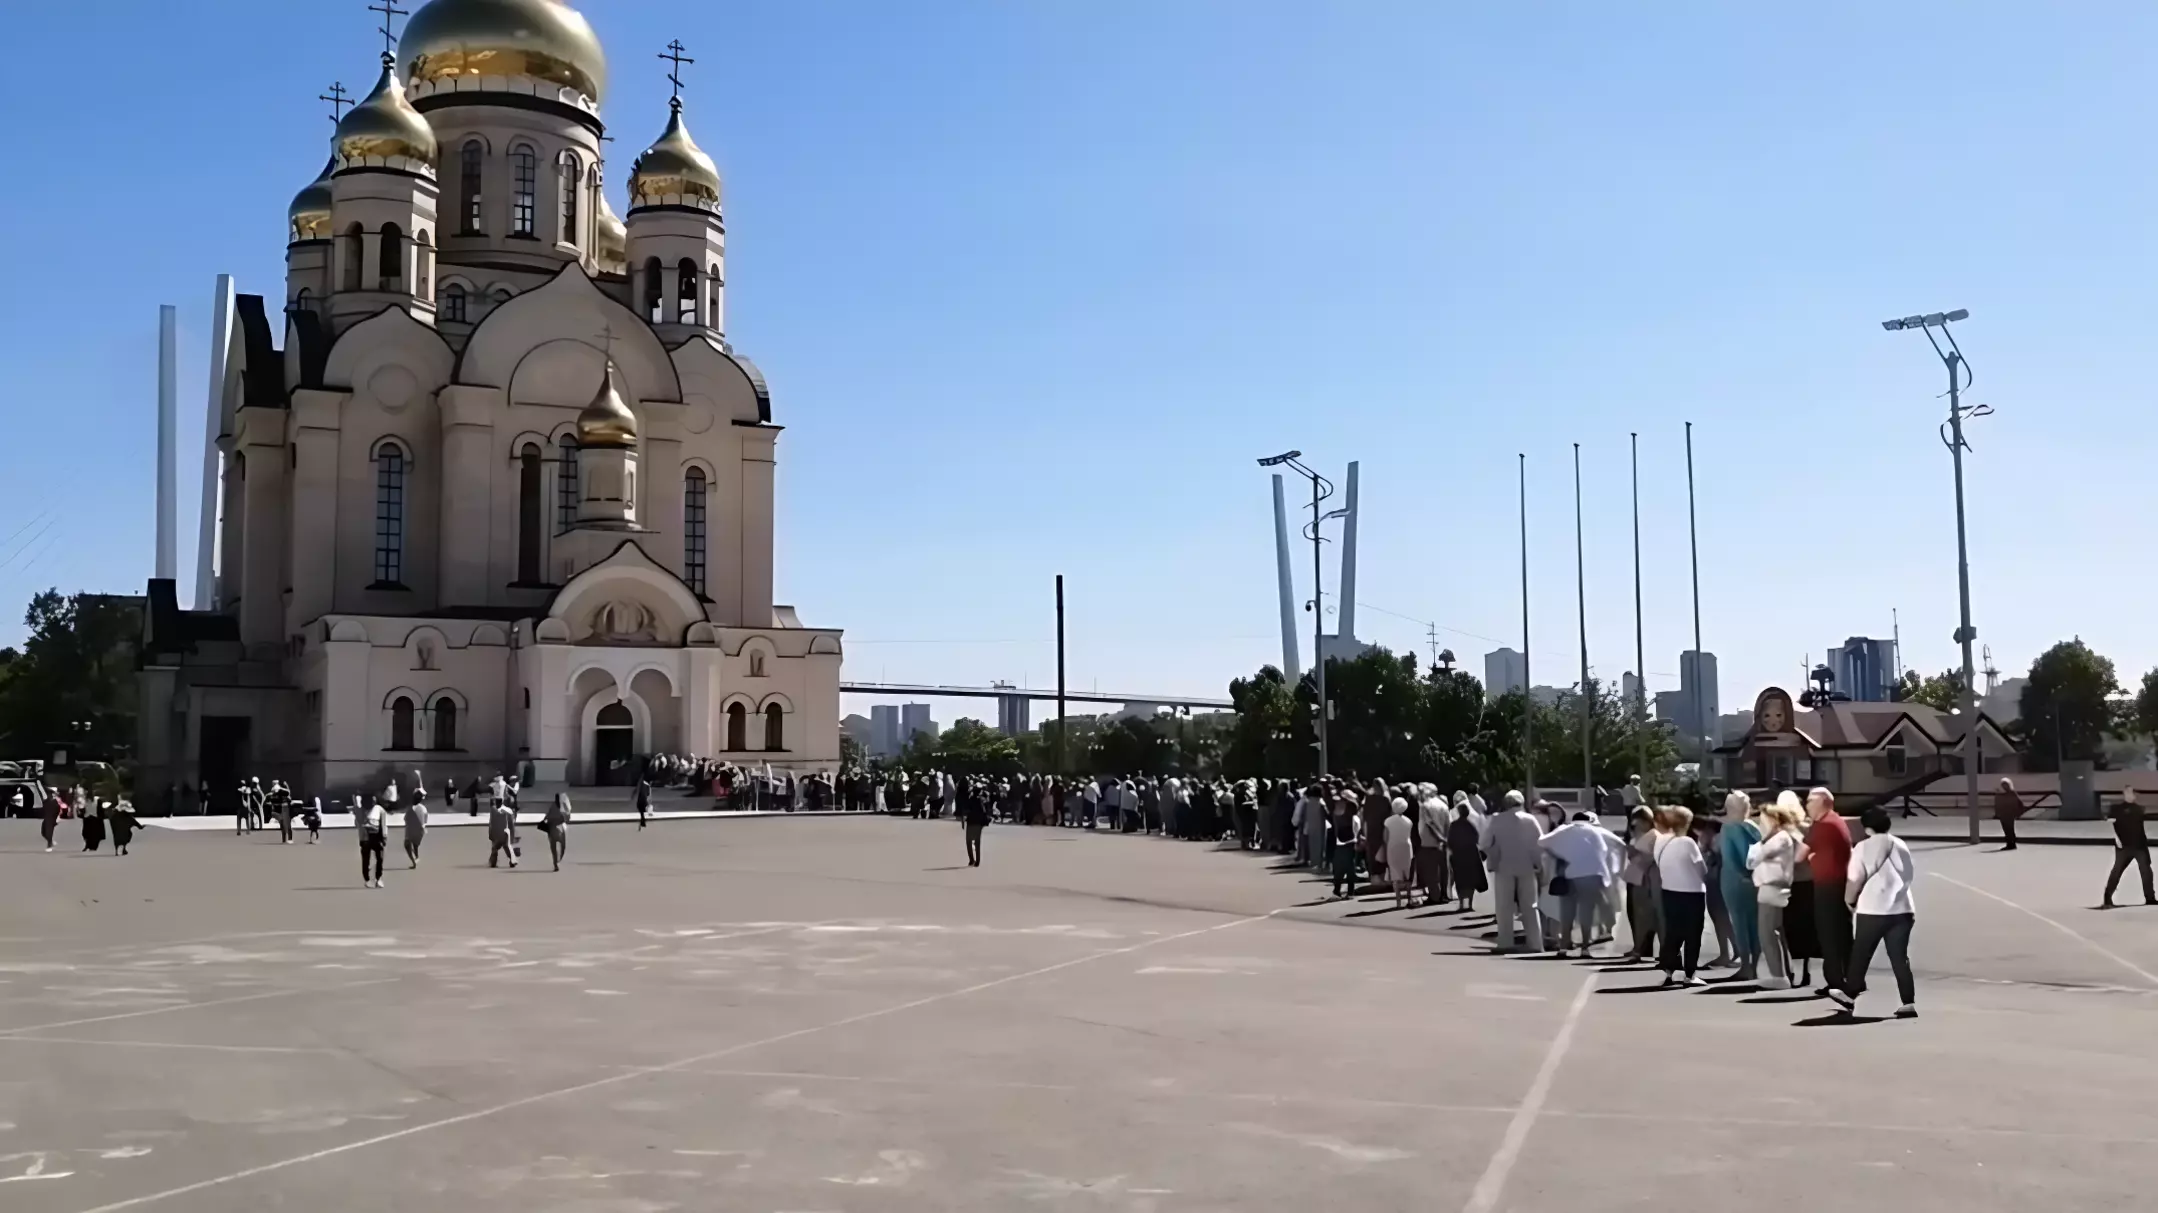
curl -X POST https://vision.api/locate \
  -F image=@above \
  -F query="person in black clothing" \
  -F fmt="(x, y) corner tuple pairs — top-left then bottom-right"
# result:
(960, 782), (992, 866)
(2102, 788), (2156, 909)
(635, 777), (652, 830)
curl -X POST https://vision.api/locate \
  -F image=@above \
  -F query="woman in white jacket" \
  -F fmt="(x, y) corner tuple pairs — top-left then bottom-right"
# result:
(1748, 800), (1805, 989)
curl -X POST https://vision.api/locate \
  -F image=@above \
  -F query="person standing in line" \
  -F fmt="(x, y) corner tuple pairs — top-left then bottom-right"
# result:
(402, 791), (429, 869)
(1718, 790), (1762, 980)
(1993, 777), (2023, 850)
(1831, 807), (1918, 1019)
(1446, 798), (1484, 912)
(40, 788), (61, 852)
(542, 792), (572, 871)
(1800, 787), (1855, 997)
(1621, 806), (1661, 961)
(1416, 784), (1450, 907)
(487, 794), (520, 869)
(1539, 809), (1623, 957)
(1748, 800), (1803, 989)
(2102, 787), (2156, 908)
(234, 779), (250, 836)
(1328, 796), (1365, 899)
(961, 783), (992, 867)
(1485, 791), (1546, 952)
(1698, 816), (1736, 970)
(358, 795), (388, 888)
(1383, 797), (1417, 909)
(1654, 806), (1709, 987)
(635, 776), (652, 830)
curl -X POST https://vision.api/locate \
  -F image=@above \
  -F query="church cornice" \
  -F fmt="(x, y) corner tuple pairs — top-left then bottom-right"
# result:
(412, 90), (606, 137)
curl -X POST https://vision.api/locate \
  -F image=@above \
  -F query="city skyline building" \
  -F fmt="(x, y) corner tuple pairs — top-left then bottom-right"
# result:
(1827, 636), (1899, 702)
(1484, 647), (1527, 699)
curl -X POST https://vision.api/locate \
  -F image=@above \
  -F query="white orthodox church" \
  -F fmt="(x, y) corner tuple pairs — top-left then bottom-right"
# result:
(137, 0), (842, 806)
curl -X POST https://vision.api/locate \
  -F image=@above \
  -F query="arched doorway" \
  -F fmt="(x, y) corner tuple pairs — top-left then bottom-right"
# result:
(594, 701), (635, 786)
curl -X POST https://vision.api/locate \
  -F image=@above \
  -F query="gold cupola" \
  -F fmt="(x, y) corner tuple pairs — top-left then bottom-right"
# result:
(628, 99), (722, 212)
(336, 55), (439, 173)
(399, 0), (608, 106)
(289, 156), (336, 242)
(576, 361), (639, 448)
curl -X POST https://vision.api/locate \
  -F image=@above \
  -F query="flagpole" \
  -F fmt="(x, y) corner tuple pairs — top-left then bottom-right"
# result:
(1519, 453), (1533, 798)
(1575, 442), (1591, 802)
(1685, 422), (1707, 771)
(1631, 431), (1648, 788)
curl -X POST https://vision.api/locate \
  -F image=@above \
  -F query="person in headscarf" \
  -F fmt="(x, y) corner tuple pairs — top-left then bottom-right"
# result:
(40, 787), (62, 852)
(81, 797), (106, 852)
(1447, 793), (1484, 911)
(109, 800), (139, 855)
(1383, 796), (1416, 909)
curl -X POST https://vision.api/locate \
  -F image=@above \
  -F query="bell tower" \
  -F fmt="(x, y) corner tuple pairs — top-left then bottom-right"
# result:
(625, 42), (726, 346)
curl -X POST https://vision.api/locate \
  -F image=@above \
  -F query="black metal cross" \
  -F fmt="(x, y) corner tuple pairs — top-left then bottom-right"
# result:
(594, 323), (619, 363)
(320, 82), (354, 124)
(369, 0), (409, 58)
(659, 39), (695, 101)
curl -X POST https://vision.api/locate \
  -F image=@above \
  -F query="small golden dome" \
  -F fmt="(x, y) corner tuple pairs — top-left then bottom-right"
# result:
(576, 361), (638, 447)
(337, 55), (439, 173)
(596, 190), (627, 268)
(289, 156), (336, 242)
(400, 0), (607, 104)
(628, 99), (722, 211)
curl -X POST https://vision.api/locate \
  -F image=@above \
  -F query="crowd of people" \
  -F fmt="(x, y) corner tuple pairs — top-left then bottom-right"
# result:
(15, 785), (141, 855)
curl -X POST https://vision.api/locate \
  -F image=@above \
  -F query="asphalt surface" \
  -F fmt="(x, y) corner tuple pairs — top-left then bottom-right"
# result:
(2, 815), (2155, 1212)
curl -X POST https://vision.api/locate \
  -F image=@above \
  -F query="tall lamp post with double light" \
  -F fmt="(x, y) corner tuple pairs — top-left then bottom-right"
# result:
(1882, 308), (1987, 844)
(1258, 451), (1336, 776)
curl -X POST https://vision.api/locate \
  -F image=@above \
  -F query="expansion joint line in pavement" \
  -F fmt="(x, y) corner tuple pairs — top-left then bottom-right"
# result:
(1927, 871), (2158, 988)
(1460, 970), (1598, 1213)
(63, 908), (1282, 1213)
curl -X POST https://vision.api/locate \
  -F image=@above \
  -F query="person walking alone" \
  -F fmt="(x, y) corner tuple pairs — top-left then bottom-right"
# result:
(1801, 788), (1855, 997)
(358, 796), (388, 888)
(109, 801), (139, 855)
(961, 784), (991, 867)
(2102, 787), (2156, 909)
(1655, 807), (1709, 987)
(40, 789), (61, 852)
(402, 792), (429, 869)
(542, 792), (572, 871)
(635, 776), (652, 830)
(487, 795), (520, 869)
(1994, 777), (2023, 850)
(1830, 808), (1918, 1019)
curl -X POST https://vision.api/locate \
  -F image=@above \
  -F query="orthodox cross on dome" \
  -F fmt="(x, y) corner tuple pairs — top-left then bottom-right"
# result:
(593, 323), (619, 365)
(659, 39), (695, 104)
(319, 82), (354, 124)
(368, 0), (410, 59)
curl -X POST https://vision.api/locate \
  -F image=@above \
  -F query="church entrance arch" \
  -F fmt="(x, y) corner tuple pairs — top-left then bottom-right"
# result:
(593, 701), (635, 786)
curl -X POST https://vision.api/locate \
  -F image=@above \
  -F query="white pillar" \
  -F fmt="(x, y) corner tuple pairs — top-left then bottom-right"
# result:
(156, 305), (178, 581)
(1271, 474), (1301, 681)
(194, 275), (235, 610)
(1337, 460), (1359, 644)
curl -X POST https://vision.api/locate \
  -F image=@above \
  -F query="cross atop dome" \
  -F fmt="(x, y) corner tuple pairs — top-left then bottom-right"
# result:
(660, 39), (695, 105)
(368, 0), (410, 60)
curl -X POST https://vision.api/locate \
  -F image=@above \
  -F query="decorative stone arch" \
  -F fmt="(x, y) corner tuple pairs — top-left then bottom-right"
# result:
(756, 694), (792, 753)
(470, 623), (510, 647)
(456, 263), (682, 404)
(735, 634), (778, 680)
(381, 685), (424, 710)
(534, 618), (572, 644)
(322, 305), (455, 394)
(808, 634), (843, 657)
(754, 691), (795, 715)
(370, 434), (416, 465)
(672, 335), (770, 425)
(547, 540), (707, 644)
(719, 693), (756, 754)
(381, 686), (423, 752)
(328, 618), (370, 643)
(624, 661), (681, 696)
(401, 624), (450, 671)
(424, 686), (470, 751)
(685, 622), (720, 647)
(577, 682), (652, 785)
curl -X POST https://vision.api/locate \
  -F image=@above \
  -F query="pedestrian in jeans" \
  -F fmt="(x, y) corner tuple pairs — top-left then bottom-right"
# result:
(1800, 788), (1854, 996)
(2102, 788), (2156, 909)
(1538, 810), (1625, 958)
(1654, 807), (1709, 987)
(1830, 807), (1917, 1019)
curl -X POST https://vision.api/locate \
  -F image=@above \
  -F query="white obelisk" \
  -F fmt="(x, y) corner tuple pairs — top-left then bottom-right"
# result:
(156, 305), (178, 581)
(1271, 473), (1301, 681)
(1335, 460), (1359, 647)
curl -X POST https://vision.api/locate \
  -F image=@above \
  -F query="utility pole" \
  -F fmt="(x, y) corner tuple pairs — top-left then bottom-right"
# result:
(1574, 443), (1591, 801)
(1631, 432), (1647, 788)
(1519, 453), (1534, 798)
(1054, 574), (1067, 776)
(1312, 472), (1328, 777)
(1685, 423), (1707, 777)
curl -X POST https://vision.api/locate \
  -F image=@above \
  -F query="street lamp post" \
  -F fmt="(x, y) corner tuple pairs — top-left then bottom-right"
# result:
(1258, 451), (1336, 777)
(1883, 308), (1986, 845)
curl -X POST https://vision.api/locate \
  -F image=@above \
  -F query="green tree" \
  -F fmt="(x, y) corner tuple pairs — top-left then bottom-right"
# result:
(922, 718), (1023, 778)
(838, 734), (865, 772)
(2019, 640), (2121, 771)
(1890, 668), (1965, 713)
(0, 590), (142, 761)
(2131, 669), (2158, 757)
(1223, 666), (1305, 780)
(1088, 715), (1172, 776)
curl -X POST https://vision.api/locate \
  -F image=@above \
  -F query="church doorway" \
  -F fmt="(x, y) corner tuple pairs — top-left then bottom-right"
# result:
(593, 702), (635, 786)
(198, 716), (250, 814)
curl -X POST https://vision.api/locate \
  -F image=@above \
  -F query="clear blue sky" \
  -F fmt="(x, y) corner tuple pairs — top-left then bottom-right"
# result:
(3, 1), (2154, 729)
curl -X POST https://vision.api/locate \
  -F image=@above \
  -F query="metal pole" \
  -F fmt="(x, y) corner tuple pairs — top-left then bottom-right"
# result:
(1519, 453), (1533, 797)
(1631, 432), (1647, 788)
(1574, 443), (1591, 800)
(1055, 574), (1067, 777)
(1947, 354), (1981, 844)
(1685, 422), (1706, 777)
(1312, 472), (1329, 777)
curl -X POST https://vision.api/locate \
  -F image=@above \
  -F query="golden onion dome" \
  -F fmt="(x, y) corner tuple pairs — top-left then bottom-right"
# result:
(595, 190), (627, 268)
(576, 361), (639, 447)
(289, 156), (336, 242)
(628, 99), (722, 211)
(400, 0), (607, 104)
(336, 55), (439, 173)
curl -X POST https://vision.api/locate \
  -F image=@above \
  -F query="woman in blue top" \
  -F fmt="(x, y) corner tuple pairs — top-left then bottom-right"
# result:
(1717, 790), (1763, 981)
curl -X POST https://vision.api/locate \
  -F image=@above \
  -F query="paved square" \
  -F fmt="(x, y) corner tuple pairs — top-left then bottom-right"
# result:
(3, 817), (2156, 1211)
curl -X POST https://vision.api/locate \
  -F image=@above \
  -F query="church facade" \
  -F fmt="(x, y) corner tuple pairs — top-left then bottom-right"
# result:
(137, 0), (842, 806)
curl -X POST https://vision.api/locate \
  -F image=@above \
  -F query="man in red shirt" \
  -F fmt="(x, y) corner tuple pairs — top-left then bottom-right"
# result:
(1801, 787), (1855, 995)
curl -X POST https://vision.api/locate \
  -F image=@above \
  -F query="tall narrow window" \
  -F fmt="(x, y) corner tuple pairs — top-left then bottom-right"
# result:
(373, 441), (406, 585)
(390, 696), (415, 750)
(295, 288), (314, 316)
(443, 283), (467, 323)
(459, 140), (484, 234)
(642, 257), (662, 323)
(379, 222), (404, 285)
(415, 231), (432, 299)
(676, 259), (698, 324)
(343, 224), (364, 290)
(726, 703), (748, 752)
(558, 151), (581, 245)
(556, 434), (579, 530)
(708, 269), (721, 328)
(511, 146), (537, 236)
(517, 442), (543, 580)
(764, 704), (784, 752)
(683, 468), (708, 596)
(433, 697), (458, 750)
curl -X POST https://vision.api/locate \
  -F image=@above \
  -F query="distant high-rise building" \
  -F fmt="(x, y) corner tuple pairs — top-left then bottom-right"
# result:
(993, 683), (1031, 738)
(1827, 636), (1898, 702)
(869, 704), (901, 757)
(1621, 671), (1643, 713)
(1655, 650), (1720, 758)
(901, 703), (937, 745)
(1485, 647), (1527, 699)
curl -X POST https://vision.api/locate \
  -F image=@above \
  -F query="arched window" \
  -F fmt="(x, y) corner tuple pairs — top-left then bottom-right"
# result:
(379, 222), (404, 285)
(558, 151), (581, 245)
(390, 696), (415, 750)
(373, 440), (407, 586)
(443, 283), (467, 323)
(642, 257), (663, 323)
(342, 223), (364, 291)
(676, 259), (699, 324)
(516, 442), (543, 581)
(749, 651), (766, 678)
(763, 703), (785, 752)
(726, 703), (747, 752)
(708, 269), (721, 329)
(433, 697), (458, 750)
(683, 468), (708, 596)
(556, 434), (579, 530)
(459, 140), (484, 234)
(294, 288), (314, 316)
(510, 145), (537, 236)
(415, 231), (433, 299)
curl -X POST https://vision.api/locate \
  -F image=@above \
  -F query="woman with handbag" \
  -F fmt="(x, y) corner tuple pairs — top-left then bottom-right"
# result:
(1748, 799), (1804, 989)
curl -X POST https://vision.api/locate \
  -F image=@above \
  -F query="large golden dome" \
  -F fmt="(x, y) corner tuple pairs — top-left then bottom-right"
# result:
(628, 99), (722, 211)
(336, 55), (439, 172)
(576, 362), (639, 448)
(400, 0), (607, 104)
(289, 156), (336, 242)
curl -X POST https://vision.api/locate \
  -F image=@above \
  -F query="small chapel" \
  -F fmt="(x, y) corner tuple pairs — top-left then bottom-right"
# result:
(136, 0), (843, 806)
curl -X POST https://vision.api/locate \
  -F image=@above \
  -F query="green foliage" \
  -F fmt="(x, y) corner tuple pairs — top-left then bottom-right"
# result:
(1088, 716), (1172, 777)
(0, 590), (141, 762)
(1890, 668), (1964, 713)
(2135, 669), (2158, 744)
(839, 733), (865, 772)
(2018, 640), (2121, 771)
(907, 718), (1024, 778)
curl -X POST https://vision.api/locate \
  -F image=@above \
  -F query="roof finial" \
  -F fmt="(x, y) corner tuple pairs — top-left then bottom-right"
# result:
(660, 39), (695, 108)
(594, 322), (619, 365)
(369, 0), (410, 61)
(320, 81), (354, 124)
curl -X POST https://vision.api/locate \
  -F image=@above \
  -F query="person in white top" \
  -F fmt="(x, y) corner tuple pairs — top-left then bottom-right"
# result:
(1746, 800), (1805, 989)
(1539, 811), (1628, 956)
(1653, 806), (1709, 986)
(358, 796), (389, 888)
(1383, 798), (1417, 909)
(1830, 808), (1917, 1018)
